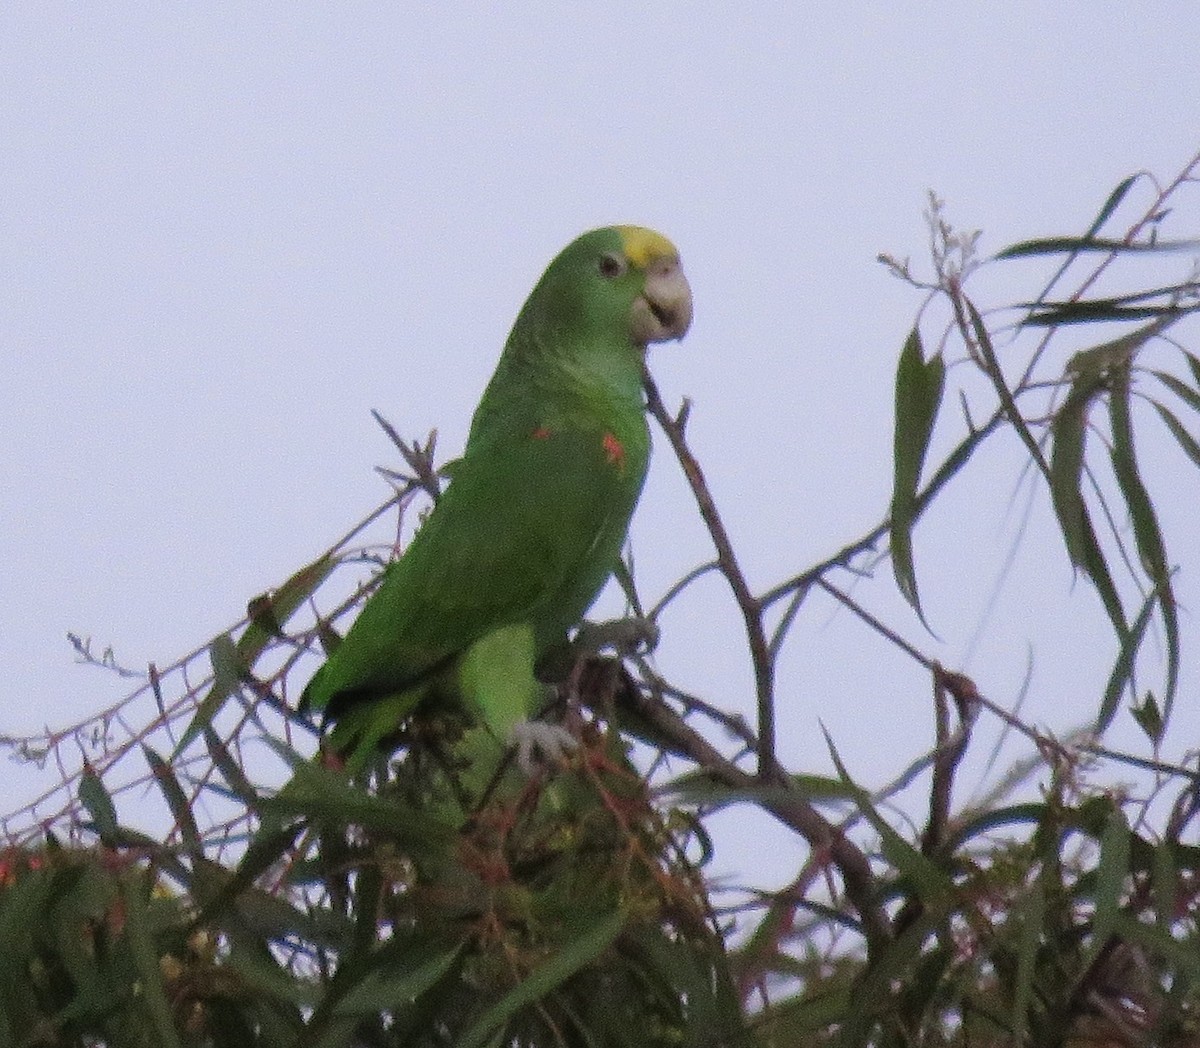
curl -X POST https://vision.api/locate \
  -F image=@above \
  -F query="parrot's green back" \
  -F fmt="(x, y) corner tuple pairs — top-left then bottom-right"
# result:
(301, 226), (692, 762)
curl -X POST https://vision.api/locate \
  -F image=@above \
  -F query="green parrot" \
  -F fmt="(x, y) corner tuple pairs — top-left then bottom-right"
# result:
(301, 226), (692, 771)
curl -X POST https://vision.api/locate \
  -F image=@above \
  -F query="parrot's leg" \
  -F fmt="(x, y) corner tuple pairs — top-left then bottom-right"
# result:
(459, 623), (577, 773)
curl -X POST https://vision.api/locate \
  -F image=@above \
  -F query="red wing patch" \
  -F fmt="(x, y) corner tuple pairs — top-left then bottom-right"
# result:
(602, 431), (626, 471)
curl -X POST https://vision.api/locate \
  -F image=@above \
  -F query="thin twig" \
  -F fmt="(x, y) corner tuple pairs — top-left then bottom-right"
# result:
(643, 368), (777, 778)
(612, 668), (893, 955)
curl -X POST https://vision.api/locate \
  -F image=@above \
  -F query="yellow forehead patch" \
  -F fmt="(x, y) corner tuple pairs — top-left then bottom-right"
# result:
(617, 225), (678, 268)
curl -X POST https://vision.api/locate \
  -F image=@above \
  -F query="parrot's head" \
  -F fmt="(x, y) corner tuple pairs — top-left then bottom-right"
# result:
(520, 225), (693, 354)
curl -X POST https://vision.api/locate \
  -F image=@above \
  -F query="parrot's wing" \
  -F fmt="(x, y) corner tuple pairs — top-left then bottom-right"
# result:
(304, 423), (636, 718)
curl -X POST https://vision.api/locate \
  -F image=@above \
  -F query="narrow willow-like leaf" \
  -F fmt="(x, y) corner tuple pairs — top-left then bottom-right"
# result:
(824, 727), (954, 904)
(1185, 350), (1200, 390)
(262, 746), (457, 848)
(1066, 314), (1178, 378)
(1080, 515), (1131, 649)
(142, 744), (201, 855)
(1112, 911), (1200, 980)
(1109, 368), (1178, 720)
(1011, 877), (1046, 1043)
(1088, 174), (1139, 236)
(1047, 283), (1200, 311)
(239, 554), (335, 663)
(998, 174), (1138, 265)
(197, 821), (304, 925)
(1006, 175), (1139, 317)
(664, 771), (855, 810)
(1048, 362), (1133, 641)
(332, 942), (461, 1016)
(1153, 368), (1200, 414)
(1091, 805), (1131, 956)
(889, 326), (945, 619)
(1153, 840), (1179, 929)
(1025, 302), (1193, 325)
(837, 913), (938, 1046)
(1097, 591), (1156, 735)
(1049, 369), (1106, 568)
(204, 726), (261, 808)
(173, 633), (246, 758)
(222, 941), (320, 1007)
(968, 297), (1048, 476)
(121, 870), (184, 1048)
(943, 803), (1047, 852)
(456, 910), (625, 1048)
(996, 235), (1200, 258)
(1152, 402), (1200, 469)
(78, 760), (120, 842)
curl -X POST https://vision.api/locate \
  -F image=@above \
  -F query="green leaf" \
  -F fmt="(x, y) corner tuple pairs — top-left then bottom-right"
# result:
(1049, 367), (1106, 568)
(1067, 314), (1178, 377)
(663, 771), (856, 811)
(837, 912), (938, 1046)
(1109, 367), (1178, 719)
(1024, 302), (1194, 326)
(78, 761), (120, 843)
(121, 870), (184, 1048)
(204, 726), (262, 809)
(142, 745), (201, 855)
(1090, 805), (1130, 952)
(238, 554), (335, 664)
(174, 556), (335, 759)
(1010, 877), (1045, 1043)
(1153, 368), (1200, 414)
(1131, 691), (1164, 743)
(1097, 591), (1156, 735)
(1152, 401), (1200, 469)
(944, 803), (1048, 851)
(1152, 840), (1178, 929)
(1088, 174), (1139, 236)
(456, 910), (625, 1048)
(261, 745), (456, 849)
(332, 942), (461, 1016)
(196, 821), (304, 924)
(1045, 368), (1129, 640)
(889, 326), (945, 620)
(996, 235), (1200, 258)
(173, 633), (245, 759)
(968, 296), (1048, 477)
(1113, 911), (1200, 980)
(824, 728), (954, 906)
(222, 940), (320, 1007)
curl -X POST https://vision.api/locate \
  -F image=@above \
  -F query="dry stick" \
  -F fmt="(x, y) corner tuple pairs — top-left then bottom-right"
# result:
(638, 372), (892, 953)
(616, 672), (893, 954)
(642, 369), (777, 778)
(893, 673), (978, 939)
(815, 577), (1068, 762)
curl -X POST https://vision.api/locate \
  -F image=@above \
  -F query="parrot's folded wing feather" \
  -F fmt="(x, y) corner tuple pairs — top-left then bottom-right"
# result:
(303, 424), (633, 720)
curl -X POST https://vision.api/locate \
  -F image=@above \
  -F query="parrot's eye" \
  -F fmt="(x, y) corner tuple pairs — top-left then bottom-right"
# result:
(597, 252), (627, 279)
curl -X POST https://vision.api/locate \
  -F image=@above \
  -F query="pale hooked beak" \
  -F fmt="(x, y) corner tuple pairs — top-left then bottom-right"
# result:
(630, 255), (693, 346)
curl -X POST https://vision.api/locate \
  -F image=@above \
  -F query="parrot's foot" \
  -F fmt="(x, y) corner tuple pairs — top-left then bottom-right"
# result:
(573, 616), (661, 658)
(510, 719), (578, 774)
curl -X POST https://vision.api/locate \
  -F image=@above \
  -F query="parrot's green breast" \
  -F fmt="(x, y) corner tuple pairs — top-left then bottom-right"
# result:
(301, 225), (690, 762)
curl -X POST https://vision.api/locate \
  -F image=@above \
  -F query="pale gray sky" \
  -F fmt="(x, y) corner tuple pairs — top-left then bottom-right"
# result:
(4, 6), (1199, 874)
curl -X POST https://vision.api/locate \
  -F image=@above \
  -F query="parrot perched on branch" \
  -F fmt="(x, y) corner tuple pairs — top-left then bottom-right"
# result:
(301, 226), (692, 771)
